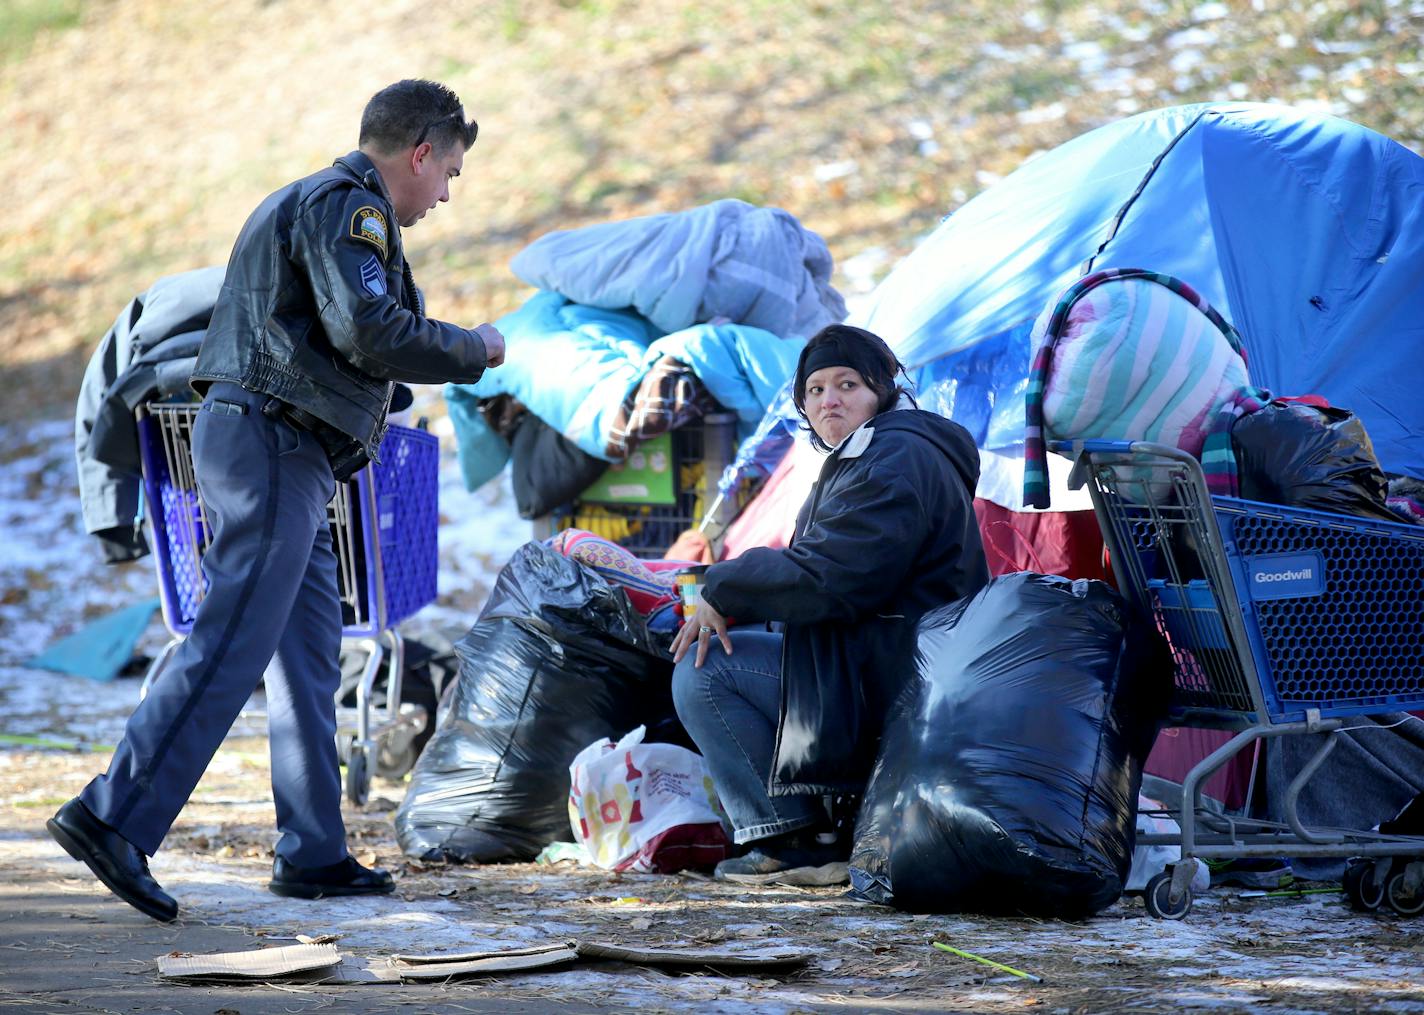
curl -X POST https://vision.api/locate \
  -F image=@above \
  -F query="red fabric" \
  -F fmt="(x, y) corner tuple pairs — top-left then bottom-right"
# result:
(1144, 728), (1258, 810)
(972, 499), (1112, 583)
(718, 444), (818, 559)
(624, 821), (731, 874)
(549, 528), (681, 614)
(1275, 394), (1331, 408)
(663, 529), (715, 565)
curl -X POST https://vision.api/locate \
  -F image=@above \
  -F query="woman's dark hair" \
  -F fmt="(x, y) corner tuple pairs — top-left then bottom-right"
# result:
(792, 324), (915, 451)
(359, 79), (479, 156)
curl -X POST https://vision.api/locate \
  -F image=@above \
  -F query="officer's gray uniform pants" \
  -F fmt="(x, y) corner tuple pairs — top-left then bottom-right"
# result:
(82, 381), (348, 867)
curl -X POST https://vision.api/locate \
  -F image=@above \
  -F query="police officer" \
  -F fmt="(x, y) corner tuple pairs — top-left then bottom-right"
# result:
(48, 80), (503, 921)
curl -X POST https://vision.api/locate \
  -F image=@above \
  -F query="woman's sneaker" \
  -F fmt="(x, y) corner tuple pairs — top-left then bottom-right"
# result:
(714, 833), (848, 887)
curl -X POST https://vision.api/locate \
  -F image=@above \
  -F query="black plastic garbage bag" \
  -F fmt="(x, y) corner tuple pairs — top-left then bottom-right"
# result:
(510, 413), (608, 520)
(1231, 402), (1396, 522)
(849, 573), (1169, 919)
(395, 541), (673, 863)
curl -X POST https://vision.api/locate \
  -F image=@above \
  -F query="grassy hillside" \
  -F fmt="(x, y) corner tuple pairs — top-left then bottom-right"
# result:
(2, 0), (1419, 415)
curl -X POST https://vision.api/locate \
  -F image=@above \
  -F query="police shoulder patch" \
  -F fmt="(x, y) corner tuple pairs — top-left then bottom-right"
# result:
(350, 205), (389, 259)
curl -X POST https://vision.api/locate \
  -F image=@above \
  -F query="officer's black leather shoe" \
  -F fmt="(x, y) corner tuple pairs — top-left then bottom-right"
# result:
(47, 798), (178, 923)
(268, 854), (395, 899)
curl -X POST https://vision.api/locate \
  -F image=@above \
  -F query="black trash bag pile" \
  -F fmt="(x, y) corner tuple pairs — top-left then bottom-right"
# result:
(1231, 401), (1397, 522)
(395, 541), (675, 863)
(849, 573), (1170, 919)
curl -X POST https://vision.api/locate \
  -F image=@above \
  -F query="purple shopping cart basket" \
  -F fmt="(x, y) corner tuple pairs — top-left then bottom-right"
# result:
(136, 404), (439, 639)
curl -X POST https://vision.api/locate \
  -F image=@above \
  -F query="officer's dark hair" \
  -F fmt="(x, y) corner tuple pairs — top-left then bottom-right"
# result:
(359, 79), (478, 156)
(793, 324), (915, 451)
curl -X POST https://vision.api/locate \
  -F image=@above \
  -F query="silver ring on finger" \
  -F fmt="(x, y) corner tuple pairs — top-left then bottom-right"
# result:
(699, 626), (713, 634)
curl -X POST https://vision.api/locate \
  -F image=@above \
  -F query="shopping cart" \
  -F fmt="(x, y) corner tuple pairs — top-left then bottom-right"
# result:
(1051, 439), (1424, 919)
(535, 411), (739, 558)
(136, 401), (440, 805)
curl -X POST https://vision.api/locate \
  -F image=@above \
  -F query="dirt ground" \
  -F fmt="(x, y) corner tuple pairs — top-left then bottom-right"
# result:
(4, 715), (1424, 1014)
(3, 409), (1424, 1013)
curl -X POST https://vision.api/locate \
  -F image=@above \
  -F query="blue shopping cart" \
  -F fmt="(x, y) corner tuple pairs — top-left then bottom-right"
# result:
(1052, 439), (1424, 918)
(136, 402), (440, 805)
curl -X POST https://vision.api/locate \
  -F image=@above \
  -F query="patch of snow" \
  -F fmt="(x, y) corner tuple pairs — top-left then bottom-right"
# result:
(980, 41), (1034, 64)
(1314, 38), (1371, 55)
(0, 409), (524, 744)
(1017, 101), (1067, 125)
(1168, 27), (1218, 49)
(1089, 66), (1139, 94)
(1171, 49), (1205, 75)
(839, 247), (890, 296)
(813, 160), (858, 183)
(1192, 2), (1231, 20)
(906, 119), (940, 157)
(1064, 40), (1109, 76)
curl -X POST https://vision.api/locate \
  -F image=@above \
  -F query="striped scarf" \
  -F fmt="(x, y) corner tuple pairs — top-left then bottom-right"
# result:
(1023, 268), (1271, 508)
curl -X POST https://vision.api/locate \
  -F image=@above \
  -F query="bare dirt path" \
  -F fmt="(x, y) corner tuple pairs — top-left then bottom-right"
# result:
(3, 719), (1424, 1014)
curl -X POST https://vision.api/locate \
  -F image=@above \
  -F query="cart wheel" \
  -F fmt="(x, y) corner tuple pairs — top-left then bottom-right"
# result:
(1385, 870), (1424, 916)
(1344, 859), (1386, 912)
(375, 741), (417, 781)
(1144, 871), (1192, 920)
(345, 747), (370, 807)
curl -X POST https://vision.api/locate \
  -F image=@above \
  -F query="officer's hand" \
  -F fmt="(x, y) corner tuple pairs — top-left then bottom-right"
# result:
(475, 323), (506, 368)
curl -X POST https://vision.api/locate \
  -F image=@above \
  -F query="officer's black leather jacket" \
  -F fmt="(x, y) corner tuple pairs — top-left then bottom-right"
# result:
(192, 150), (486, 470)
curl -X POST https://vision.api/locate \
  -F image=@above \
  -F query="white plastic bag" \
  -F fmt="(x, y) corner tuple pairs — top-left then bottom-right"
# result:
(1127, 794), (1210, 892)
(568, 725), (730, 873)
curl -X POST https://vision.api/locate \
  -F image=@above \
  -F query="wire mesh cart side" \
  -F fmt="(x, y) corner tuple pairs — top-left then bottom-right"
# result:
(534, 411), (740, 558)
(135, 403), (439, 805)
(1051, 438), (1424, 919)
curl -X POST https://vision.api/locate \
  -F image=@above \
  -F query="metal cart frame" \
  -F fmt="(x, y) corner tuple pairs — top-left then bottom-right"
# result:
(533, 411), (740, 558)
(136, 402), (439, 804)
(1052, 439), (1424, 918)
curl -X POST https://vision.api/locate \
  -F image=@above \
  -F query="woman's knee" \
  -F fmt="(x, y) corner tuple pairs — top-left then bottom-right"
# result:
(671, 655), (717, 730)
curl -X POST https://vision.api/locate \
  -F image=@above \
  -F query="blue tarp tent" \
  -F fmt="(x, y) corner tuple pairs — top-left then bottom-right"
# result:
(737, 102), (1424, 509)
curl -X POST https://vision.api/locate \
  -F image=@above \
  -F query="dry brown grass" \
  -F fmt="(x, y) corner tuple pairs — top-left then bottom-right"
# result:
(2, 0), (1419, 415)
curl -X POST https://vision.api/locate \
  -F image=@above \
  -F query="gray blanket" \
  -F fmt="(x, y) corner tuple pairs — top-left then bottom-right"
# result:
(1267, 712), (1424, 879)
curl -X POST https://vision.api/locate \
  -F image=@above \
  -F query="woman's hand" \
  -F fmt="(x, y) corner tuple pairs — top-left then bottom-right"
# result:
(670, 598), (733, 668)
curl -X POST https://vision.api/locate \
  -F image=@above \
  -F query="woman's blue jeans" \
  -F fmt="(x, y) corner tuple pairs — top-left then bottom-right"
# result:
(671, 630), (822, 845)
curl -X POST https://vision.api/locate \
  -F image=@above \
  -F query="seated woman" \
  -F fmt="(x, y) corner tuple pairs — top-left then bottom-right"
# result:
(671, 324), (989, 886)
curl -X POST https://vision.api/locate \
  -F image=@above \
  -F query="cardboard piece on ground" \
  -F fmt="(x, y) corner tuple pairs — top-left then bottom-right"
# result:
(390, 946), (579, 981)
(321, 957), (404, 984)
(577, 942), (813, 970)
(26, 597), (160, 683)
(392, 941), (578, 964)
(157, 943), (341, 981)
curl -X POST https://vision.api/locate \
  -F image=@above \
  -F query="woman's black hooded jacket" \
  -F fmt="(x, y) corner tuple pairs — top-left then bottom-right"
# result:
(701, 407), (990, 795)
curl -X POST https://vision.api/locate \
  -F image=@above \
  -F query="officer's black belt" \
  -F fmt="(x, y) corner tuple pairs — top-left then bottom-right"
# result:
(260, 397), (323, 433)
